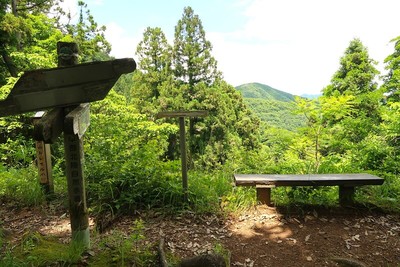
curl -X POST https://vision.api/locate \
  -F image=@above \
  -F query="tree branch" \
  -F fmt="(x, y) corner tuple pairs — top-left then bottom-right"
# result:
(16, 0), (50, 12)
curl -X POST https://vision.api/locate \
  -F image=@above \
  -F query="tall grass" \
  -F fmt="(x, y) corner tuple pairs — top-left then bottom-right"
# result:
(0, 165), (45, 206)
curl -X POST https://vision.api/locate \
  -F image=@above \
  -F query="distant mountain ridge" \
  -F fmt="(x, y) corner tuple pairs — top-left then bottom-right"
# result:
(236, 82), (297, 102)
(235, 82), (306, 131)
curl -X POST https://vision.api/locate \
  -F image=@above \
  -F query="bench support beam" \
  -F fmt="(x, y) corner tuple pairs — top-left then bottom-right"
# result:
(256, 186), (271, 206)
(339, 186), (355, 206)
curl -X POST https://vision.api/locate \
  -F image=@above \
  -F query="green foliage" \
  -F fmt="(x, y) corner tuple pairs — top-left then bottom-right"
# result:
(1, 222), (156, 267)
(188, 80), (260, 168)
(213, 243), (231, 267)
(71, 1), (111, 62)
(280, 186), (338, 206)
(173, 6), (221, 87)
(129, 26), (174, 115)
(0, 166), (45, 206)
(187, 170), (233, 212)
(381, 36), (400, 102)
(85, 90), (181, 211)
(9, 13), (62, 70)
(0, 0), (111, 84)
(93, 220), (155, 266)
(245, 98), (305, 131)
(0, 1), (64, 82)
(0, 248), (27, 267)
(131, 10), (261, 168)
(235, 83), (307, 131)
(324, 38), (379, 97)
(2, 232), (85, 266)
(0, 78), (36, 167)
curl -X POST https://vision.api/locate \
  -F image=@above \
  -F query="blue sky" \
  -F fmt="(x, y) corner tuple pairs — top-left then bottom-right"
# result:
(62, 0), (400, 96)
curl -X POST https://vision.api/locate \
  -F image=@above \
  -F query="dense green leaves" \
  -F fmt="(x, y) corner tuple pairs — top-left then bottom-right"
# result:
(173, 6), (221, 88)
(71, 1), (111, 62)
(128, 7), (260, 168)
(383, 36), (400, 102)
(85, 90), (182, 210)
(324, 38), (379, 97)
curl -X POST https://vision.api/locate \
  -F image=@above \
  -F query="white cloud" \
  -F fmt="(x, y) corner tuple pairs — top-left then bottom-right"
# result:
(209, 0), (400, 95)
(104, 22), (139, 59)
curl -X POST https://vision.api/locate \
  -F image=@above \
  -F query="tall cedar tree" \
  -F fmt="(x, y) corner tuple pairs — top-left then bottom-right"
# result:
(73, 1), (111, 62)
(324, 38), (379, 96)
(132, 27), (173, 113)
(173, 7), (222, 161)
(322, 38), (381, 153)
(173, 6), (221, 92)
(381, 36), (400, 152)
(130, 6), (260, 167)
(323, 38), (380, 120)
(382, 36), (400, 102)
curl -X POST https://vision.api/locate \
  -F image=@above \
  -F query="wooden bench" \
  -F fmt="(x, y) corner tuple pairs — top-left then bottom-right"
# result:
(234, 173), (384, 206)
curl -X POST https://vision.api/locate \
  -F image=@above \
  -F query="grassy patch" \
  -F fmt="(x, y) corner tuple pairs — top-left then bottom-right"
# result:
(0, 166), (45, 206)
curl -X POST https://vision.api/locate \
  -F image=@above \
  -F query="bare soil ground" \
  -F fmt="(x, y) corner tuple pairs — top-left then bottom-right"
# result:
(1, 200), (400, 266)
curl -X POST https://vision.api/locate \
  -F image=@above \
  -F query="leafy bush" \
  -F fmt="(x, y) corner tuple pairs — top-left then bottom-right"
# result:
(85, 90), (181, 212)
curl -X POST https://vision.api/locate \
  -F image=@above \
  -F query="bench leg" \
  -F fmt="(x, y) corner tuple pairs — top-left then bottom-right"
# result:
(339, 186), (355, 206)
(256, 187), (271, 206)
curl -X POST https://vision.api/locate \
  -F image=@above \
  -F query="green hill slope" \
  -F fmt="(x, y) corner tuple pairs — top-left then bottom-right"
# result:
(236, 82), (297, 102)
(236, 83), (306, 131)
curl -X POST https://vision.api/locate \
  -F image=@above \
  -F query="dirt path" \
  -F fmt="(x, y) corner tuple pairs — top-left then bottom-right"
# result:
(1, 201), (400, 266)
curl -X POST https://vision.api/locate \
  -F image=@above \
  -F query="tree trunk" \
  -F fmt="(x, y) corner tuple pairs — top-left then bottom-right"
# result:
(11, 0), (18, 15)
(1, 47), (18, 77)
(11, 0), (22, 51)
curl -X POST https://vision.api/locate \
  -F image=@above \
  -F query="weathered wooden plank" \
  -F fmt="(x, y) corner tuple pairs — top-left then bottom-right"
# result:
(0, 58), (136, 117)
(234, 173), (384, 187)
(35, 140), (53, 194)
(64, 133), (89, 247)
(156, 110), (208, 119)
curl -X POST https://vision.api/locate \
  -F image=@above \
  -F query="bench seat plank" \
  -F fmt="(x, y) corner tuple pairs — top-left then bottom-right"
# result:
(234, 173), (384, 187)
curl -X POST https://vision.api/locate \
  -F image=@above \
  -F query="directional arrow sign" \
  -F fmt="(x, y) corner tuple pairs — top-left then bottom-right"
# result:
(0, 58), (136, 117)
(64, 103), (90, 139)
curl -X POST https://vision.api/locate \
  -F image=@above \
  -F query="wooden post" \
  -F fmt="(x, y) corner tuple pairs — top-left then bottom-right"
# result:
(33, 112), (54, 195)
(156, 111), (208, 203)
(179, 117), (188, 202)
(64, 128), (90, 246)
(256, 185), (272, 206)
(58, 42), (90, 247)
(35, 141), (53, 194)
(339, 186), (355, 206)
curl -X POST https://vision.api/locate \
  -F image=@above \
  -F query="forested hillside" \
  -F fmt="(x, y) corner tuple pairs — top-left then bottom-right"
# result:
(236, 82), (296, 101)
(236, 82), (306, 131)
(1, 1), (400, 266)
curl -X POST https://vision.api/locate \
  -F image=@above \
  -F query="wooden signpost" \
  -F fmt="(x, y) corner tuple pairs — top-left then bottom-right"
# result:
(63, 103), (91, 246)
(33, 111), (54, 195)
(0, 42), (136, 247)
(156, 111), (208, 202)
